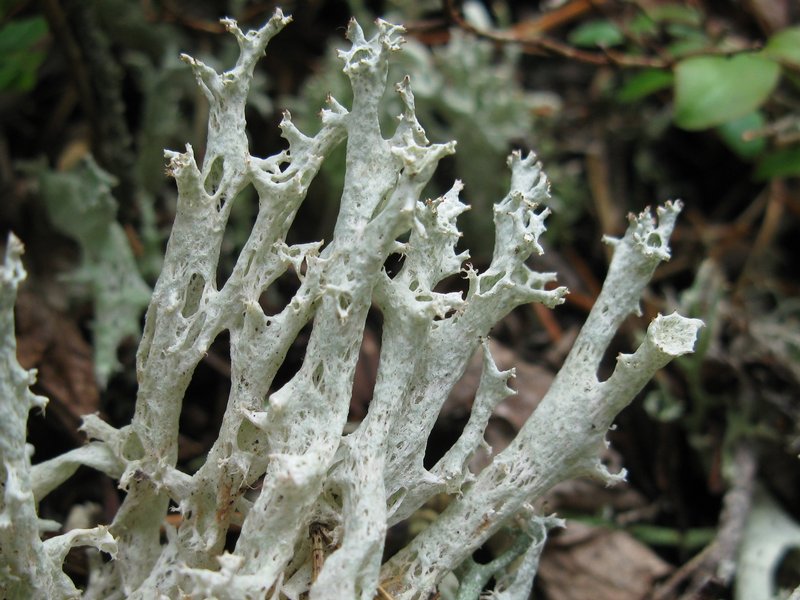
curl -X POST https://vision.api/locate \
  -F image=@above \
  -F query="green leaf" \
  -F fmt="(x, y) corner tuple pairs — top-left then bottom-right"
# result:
(0, 16), (48, 91)
(674, 54), (780, 130)
(0, 16), (47, 52)
(629, 14), (658, 38)
(568, 19), (624, 48)
(648, 4), (703, 26)
(628, 3), (702, 40)
(716, 111), (766, 160)
(617, 69), (673, 103)
(628, 524), (716, 549)
(665, 38), (710, 59)
(664, 25), (710, 58)
(754, 145), (800, 180)
(764, 26), (800, 68)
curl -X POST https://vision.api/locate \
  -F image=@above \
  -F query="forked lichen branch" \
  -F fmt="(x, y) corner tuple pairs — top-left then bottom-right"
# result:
(0, 8), (701, 600)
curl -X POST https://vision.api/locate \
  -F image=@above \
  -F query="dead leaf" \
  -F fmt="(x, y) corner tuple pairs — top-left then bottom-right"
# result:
(538, 521), (673, 600)
(444, 339), (554, 428)
(15, 289), (100, 439)
(741, 0), (790, 33)
(537, 477), (649, 517)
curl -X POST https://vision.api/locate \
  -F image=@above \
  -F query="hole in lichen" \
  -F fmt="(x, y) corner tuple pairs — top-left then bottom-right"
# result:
(271, 321), (314, 392)
(412, 561), (424, 579)
(596, 326), (630, 383)
(432, 307), (458, 322)
(523, 210), (533, 229)
(646, 232), (662, 248)
(387, 487), (406, 512)
(122, 431), (145, 462)
(423, 391), (470, 471)
(422, 346), (480, 469)
(478, 271), (505, 295)
(286, 151), (342, 248)
(236, 421), (262, 455)
(258, 268), (302, 318)
(183, 307), (206, 341)
(349, 311), (382, 422)
(465, 529), (509, 593)
(311, 362), (324, 387)
(216, 185), (258, 290)
(383, 252), (406, 279)
(776, 546), (800, 594)
(178, 330), (231, 474)
(424, 340), (519, 477)
(181, 272), (205, 318)
(369, 189), (392, 221)
(338, 292), (352, 314)
(203, 155), (225, 196)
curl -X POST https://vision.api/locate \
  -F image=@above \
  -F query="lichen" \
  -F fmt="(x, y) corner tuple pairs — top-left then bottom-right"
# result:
(0, 10), (701, 600)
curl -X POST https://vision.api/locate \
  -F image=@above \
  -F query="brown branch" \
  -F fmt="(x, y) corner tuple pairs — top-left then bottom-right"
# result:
(444, 0), (668, 68)
(39, 0), (99, 145)
(532, 301), (564, 343)
(444, 0), (761, 69)
(653, 441), (758, 599)
(735, 178), (787, 295)
(39, 0), (140, 223)
(148, 0), (276, 33)
(510, 0), (610, 37)
(681, 441), (758, 598)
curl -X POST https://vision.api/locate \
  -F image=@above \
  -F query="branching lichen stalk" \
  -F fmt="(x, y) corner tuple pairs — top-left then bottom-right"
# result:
(0, 8), (702, 600)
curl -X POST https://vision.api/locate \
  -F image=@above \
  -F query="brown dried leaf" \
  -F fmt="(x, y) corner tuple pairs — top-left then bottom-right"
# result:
(538, 522), (673, 600)
(15, 290), (99, 438)
(742, 0), (791, 33)
(537, 477), (649, 517)
(444, 339), (554, 428)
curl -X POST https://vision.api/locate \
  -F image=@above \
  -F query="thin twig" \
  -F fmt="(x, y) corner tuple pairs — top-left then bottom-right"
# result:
(681, 441), (758, 598)
(652, 544), (715, 600)
(654, 441), (758, 599)
(532, 301), (564, 343)
(444, 0), (665, 67)
(736, 179), (786, 295)
(374, 584), (395, 600)
(510, 0), (610, 37)
(444, 0), (760, 69)
(39, 0), (98, 144)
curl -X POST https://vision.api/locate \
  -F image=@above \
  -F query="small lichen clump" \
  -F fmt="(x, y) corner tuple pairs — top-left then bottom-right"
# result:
(0, 9), (701, 600)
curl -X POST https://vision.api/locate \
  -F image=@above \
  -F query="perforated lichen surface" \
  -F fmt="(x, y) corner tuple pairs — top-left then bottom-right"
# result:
(0, 9), (702, 600)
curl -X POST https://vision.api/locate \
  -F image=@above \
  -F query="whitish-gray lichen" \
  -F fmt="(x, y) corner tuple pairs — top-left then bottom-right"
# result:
(0, 9), (702, 600)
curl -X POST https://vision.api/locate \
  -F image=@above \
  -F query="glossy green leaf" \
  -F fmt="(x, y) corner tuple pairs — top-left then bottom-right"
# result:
(629, 14), (658, 38)
(648, 4), (703, 26)
(755, 145), (800, 180)
(0, 16), (48, 91)
(674, 54), (780, 130)
(617, 69), (673, 103)
(664, 24), (709, 58)
(666, 38), (710, 59)
(716, 111), (766, 160)
(764, 26), (800, 68)
(568, 19), (624, 48)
